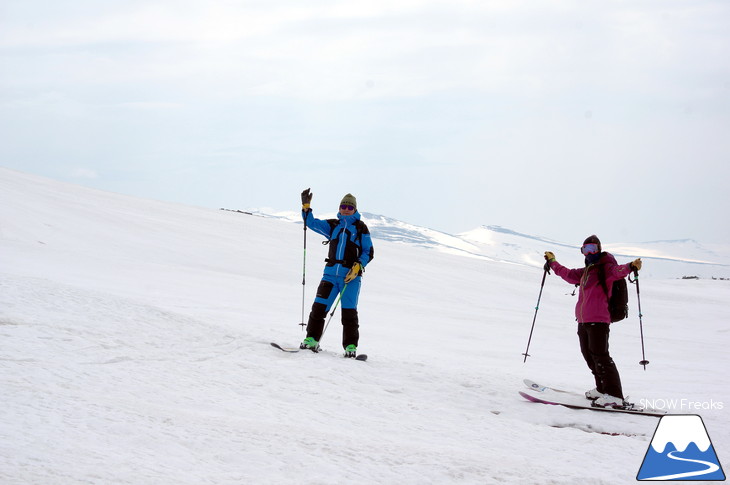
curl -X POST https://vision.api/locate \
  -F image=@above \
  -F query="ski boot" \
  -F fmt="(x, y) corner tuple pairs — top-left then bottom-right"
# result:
(593, 394), (628, 409)
(344, 344), (357, 358)
(300, 337), (320, 352)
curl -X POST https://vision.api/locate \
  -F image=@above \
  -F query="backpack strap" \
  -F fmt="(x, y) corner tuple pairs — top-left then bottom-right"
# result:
(320, 219), (340, 246)
(352, 219), (364, 247)
(595, 253), (610, 296)
(322, 219), (366, 266)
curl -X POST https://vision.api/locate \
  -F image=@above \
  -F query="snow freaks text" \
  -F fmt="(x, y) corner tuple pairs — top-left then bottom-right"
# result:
(640, 398), (724, 411)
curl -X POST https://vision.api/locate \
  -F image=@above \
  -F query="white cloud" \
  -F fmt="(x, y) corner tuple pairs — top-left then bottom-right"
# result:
(1, 0), (729, 241)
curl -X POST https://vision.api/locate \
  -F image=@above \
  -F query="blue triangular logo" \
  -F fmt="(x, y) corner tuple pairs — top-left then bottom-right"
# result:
(637, 415), (725, 481)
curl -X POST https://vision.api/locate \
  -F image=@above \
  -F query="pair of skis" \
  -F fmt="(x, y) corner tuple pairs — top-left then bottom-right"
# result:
(520, 379), (667, 417)
(270, 342), (368, 361)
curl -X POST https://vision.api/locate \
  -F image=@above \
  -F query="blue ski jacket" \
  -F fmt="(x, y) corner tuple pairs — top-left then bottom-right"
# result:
(303, 210), (374, 279)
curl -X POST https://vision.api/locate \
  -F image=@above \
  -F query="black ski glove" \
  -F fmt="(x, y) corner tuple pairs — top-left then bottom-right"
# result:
(301, 188), (312, 211)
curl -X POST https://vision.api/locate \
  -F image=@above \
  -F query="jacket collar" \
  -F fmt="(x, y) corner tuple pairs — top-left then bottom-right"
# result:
(337, 211), (360, 224)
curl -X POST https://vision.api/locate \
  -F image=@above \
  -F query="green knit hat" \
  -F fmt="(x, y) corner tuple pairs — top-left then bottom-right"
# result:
(340, 193), (357, 210)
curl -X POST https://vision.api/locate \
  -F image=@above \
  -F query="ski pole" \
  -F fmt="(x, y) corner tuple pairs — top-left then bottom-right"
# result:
(321, 284), (347, 342)
(523, 262), (551, 363)
(299, 211), (309, 330)
(631, 269), (650, 370)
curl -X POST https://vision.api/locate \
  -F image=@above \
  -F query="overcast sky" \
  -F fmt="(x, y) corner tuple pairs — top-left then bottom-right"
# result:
(2, 1), (729, 243)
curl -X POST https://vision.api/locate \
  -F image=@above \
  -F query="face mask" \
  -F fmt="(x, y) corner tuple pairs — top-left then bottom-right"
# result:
(585, 252), (602, 266)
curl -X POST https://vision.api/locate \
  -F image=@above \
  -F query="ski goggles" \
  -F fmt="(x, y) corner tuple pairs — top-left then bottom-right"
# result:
(581, 243), (600, 255)
(340, 204), (355, 211)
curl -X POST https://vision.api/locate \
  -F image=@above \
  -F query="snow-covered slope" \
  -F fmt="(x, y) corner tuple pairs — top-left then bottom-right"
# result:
(1, 167), (728, 484)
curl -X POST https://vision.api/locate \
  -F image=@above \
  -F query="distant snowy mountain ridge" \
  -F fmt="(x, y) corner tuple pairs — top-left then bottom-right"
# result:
(246, 209), (730, 279)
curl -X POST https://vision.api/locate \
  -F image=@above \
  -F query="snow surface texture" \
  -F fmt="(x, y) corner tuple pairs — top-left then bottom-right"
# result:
(1, 167), (728, 484)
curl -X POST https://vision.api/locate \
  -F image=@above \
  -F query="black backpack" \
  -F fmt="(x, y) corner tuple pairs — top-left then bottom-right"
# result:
(608, 278), (629, 322)
(597, 262), (629, 322)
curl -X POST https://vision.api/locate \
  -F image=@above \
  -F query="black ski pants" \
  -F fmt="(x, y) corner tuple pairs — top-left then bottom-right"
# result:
(577, 322), (623, 399)
(306, 304), (359, 350)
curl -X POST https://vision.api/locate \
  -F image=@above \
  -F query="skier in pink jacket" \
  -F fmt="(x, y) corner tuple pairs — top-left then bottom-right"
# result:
(544, 235), (642, 408)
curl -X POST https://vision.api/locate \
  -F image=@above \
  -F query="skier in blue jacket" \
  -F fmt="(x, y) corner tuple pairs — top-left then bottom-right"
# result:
(300, 188), (374, 358)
